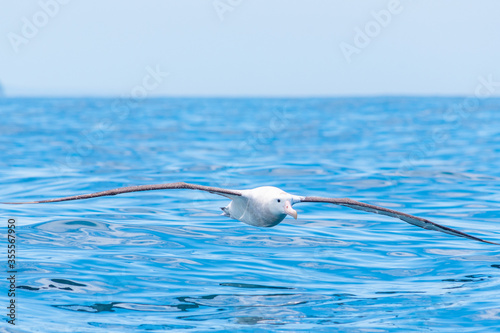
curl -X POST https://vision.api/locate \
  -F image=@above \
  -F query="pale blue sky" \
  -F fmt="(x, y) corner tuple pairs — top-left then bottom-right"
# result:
(1, 0), (499, 97)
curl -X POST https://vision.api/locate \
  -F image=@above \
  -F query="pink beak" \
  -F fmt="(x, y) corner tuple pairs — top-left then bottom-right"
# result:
(284, 201), (298, 219)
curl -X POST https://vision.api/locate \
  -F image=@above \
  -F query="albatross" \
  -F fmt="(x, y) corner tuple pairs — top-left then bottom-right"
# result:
(4, 182), (499, 245)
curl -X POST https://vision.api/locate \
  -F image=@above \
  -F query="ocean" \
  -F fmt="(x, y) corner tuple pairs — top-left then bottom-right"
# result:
(1, 97), (500, 332)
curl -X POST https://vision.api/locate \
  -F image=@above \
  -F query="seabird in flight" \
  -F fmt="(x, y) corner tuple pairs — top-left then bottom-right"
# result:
(4, 182), (499, 245)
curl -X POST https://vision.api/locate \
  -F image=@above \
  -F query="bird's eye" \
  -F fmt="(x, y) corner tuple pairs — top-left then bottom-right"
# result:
(277, 199), (281, 203)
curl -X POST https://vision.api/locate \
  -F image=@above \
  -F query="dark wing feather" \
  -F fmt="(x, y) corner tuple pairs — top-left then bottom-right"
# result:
(3, 182), (241, 204)
(300, 196), (499, 245)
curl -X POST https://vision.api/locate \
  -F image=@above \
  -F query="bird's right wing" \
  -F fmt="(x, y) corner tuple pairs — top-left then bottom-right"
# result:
(3, 182), (242, 204)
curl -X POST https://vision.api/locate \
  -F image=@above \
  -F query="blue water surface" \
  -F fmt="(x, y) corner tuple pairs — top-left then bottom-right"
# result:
(1, 97), (500, 332)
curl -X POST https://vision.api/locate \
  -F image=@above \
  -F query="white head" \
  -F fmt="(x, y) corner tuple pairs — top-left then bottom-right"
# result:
(246, 186), (302, 222)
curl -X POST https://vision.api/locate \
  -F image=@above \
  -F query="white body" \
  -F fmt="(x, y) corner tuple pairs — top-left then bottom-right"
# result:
(221, 186), (303, 227)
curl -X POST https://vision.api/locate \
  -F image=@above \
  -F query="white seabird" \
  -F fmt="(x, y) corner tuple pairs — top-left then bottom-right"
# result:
(4, 182), (499, 245)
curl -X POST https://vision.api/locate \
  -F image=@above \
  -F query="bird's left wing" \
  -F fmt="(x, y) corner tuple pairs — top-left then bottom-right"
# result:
(300, 196), (499, 245)
(3, 182), (242, 204)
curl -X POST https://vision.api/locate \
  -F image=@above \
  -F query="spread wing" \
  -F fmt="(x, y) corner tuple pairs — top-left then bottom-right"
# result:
(3, 182), (241, 204)
(300, 196), (499, 245)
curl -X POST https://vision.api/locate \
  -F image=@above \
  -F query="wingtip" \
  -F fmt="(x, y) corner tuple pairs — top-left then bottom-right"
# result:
(483, 239), (500, 246)
(2, 200), (44, 204)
